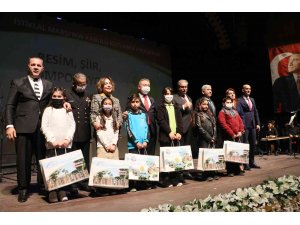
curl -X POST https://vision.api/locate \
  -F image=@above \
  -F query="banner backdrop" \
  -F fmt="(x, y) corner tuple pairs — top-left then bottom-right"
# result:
(0, 15), (172, 164)
(269, 43), (300, 113)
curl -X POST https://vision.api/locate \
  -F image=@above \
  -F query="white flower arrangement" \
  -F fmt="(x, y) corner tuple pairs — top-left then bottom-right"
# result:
(141, 175), (300, 212)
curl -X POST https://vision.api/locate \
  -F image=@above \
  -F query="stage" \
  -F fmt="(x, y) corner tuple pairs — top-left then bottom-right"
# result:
(1, 154), (300, 212)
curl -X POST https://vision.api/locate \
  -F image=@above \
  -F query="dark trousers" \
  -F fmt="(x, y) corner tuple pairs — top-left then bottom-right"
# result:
(72, 141), (90, 172)
(146, 128), (157, 156)
(182, 125), (192, 146)
(15, 127), (46, 191)
(243, 128), (257, 165)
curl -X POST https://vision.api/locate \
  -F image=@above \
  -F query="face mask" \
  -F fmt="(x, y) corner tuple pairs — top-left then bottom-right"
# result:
(51, 99), (64, 108)
(75, 85), (87, 93)
(103, 105), (113, 112)
(164, 95), (173, 103)
(141, 86), (150, 95)
(225, 103), (233, 109)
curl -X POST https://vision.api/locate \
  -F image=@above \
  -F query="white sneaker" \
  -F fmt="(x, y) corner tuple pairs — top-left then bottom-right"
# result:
(130, 188), (137, 192)
(176, 182), (183, 187)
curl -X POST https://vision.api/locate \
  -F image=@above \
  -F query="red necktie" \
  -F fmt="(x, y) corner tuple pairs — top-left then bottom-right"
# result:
(247, 97), (252, 110)
(143, 95), (150, 124)
(143, 95), (149, 111)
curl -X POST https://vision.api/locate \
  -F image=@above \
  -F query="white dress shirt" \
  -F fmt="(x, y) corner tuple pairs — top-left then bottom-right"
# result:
(139, 93), (152, 108)
(28, 75), (43, 99)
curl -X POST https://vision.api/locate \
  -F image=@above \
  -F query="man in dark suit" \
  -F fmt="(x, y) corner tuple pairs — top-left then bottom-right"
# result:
(65, 72), (92, 192)
(237, 84), (261, 169)
(5, 57), (53, 202)
(173, 80), (194, 180)
(273, 53), (300, 113)
(125, 78), (157, 156)
(173, 79), (193, 146)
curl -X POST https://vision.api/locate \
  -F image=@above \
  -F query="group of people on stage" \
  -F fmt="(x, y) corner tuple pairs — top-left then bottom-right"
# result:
(5, 56), (266, 204)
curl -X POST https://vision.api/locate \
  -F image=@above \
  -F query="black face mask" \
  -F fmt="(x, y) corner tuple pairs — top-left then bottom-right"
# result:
(51, 99), (64, 108)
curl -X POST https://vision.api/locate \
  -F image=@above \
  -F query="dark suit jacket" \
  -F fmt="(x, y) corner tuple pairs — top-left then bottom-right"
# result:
(126, 94), (157, 135)
(65, 88), (92, 142)
(237, 96), (260, 129)
(173, 93), (193, 133)
(5, 76), (53, 133)
(272, 74), (300, 113)
(157, 100), (183, 144)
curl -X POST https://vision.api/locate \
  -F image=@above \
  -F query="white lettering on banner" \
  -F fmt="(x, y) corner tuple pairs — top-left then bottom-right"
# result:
(13, 18), (161, 58)
(38, 52), (75, 68)
(38, 52), (102, 73)
(43, 70), (99, 84)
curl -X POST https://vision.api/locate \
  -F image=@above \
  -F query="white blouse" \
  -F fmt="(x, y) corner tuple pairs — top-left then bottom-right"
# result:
(96, 115), (119, 148)
(41, 107), (76, 149)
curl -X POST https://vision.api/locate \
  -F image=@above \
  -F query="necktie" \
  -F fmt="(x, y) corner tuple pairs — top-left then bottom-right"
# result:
(247, 97), (252, 110)
(143, 95), (149, 111)
(297, 76), (300, 95)
(143, 95), (150, 124)
(208, 99), (215, 115)
(33, 79), (41, 100)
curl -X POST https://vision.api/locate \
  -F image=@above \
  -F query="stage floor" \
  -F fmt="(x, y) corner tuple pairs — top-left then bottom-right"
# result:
(1, 154), (300, 212)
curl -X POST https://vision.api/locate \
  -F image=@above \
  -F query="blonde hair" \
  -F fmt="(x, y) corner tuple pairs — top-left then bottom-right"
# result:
(96, 76), (115, 94)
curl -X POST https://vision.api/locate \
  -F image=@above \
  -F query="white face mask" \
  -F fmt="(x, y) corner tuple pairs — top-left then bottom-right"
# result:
(141, 86), (150, 95)
(225, 103), (233, 109)
(103, 105), (112, 112)
(75, 85), (87, 93)
(165, 95), (173, 103)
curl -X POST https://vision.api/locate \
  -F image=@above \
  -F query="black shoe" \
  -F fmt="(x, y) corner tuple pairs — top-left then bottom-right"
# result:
(158, 177), (173, 188)
(250, 164), (261, 169)
(206, 177), (213, 182)
(183, 172), (194, 180)
(18, 189), (29, 203)
(38, 186), (47, 196)
(70, 187), (79, 196)
(244, 165), (251, 171)
(214, 175), (220, 180)
(78, 184), (91, 192)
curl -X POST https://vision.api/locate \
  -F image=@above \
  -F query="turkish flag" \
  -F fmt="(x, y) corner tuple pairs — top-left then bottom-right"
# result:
(269, 43), (300, 82)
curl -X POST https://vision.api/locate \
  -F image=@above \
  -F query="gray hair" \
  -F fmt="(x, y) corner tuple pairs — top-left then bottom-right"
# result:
(201, 84), (211, 91)
(177, 79), (188, 86)
(73, 72), (87, 83)
(138, 78), (150, 85)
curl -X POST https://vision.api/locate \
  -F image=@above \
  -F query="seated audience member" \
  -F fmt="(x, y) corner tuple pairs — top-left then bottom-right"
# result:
(287, 121), (300, 155)
(265, 120), (280, 156)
